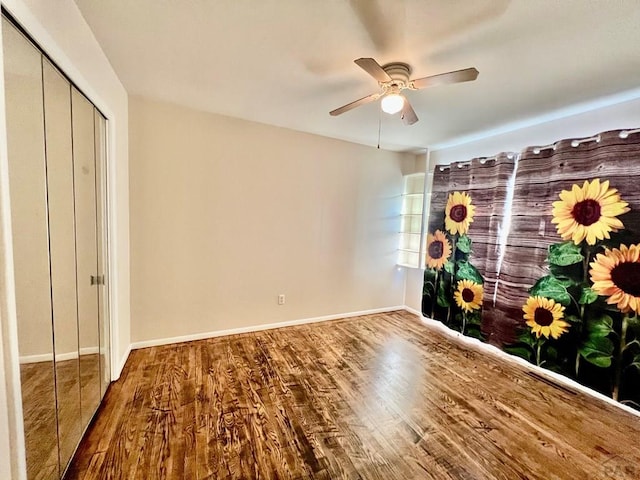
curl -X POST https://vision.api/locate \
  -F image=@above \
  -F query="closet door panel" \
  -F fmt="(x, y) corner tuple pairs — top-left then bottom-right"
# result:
(71, 88), (101, 430)
(42, 59), (82, 473)
(2, 18), (59, 480)
(94, 110), (111, 395)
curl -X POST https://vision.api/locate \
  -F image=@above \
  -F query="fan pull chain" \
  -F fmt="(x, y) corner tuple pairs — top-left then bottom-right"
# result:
(377, 107), (381, 149)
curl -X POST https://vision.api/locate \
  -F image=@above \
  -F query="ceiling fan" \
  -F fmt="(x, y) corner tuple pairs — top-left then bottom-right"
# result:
(330, 58), (479, 126)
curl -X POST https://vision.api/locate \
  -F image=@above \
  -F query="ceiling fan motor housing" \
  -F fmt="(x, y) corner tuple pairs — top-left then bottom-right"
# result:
(381, 62), (412, 90)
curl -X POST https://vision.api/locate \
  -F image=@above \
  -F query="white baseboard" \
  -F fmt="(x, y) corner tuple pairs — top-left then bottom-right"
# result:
(19, 346), (99, 365)
(411, 309), (640, 419)
(80, 346), (99, 356)
(130, 306), (406, 350)
(403, 305), (422, 317)
(113, 345), (131, 381)
(19, 353), (54, 365)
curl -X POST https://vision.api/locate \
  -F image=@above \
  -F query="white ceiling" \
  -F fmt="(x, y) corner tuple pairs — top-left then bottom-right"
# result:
(73, 0), (640, 152)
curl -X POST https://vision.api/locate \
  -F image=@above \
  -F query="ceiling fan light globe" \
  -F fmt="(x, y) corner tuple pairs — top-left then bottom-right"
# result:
(381, 93), (404, 114)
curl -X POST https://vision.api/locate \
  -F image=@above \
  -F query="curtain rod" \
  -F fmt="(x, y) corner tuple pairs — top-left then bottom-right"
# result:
(437, 128), (639, 168)
(571, 134), (600, 147)
(479, 153), (515, 162)
(532, 143), (556, 154)
(620, 128), (640, 138)
(437, 152), (517, 170)
(532, 129), (640, 153)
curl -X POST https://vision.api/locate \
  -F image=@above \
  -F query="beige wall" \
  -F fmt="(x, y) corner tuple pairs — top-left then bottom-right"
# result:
(129, 96), (410, 343)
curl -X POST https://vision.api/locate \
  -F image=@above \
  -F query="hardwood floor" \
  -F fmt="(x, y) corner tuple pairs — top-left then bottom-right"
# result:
(65, 311), (640, 479)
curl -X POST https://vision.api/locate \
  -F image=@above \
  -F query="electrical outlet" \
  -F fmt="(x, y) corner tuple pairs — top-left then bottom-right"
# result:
(278, 294), (285, 305)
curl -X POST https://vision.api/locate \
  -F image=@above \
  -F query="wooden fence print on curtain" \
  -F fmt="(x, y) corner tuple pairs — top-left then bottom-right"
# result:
(423, 154), (516, 341)
(423, 129), (640, 409)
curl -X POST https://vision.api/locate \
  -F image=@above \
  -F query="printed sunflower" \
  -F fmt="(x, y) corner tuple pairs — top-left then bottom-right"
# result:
(445, 192), (476, 236)
(425, 230), (452, 270)
(522, 296), (569, 340)
(551, 179), (629, 245)
(590, 243), (640, 314)
(454, 279), (483, 313)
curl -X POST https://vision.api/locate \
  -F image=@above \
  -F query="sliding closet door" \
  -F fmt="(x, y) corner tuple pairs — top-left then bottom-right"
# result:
(42, 59), (82, 473)
(3, 14), (112, 477)
(2, 18), (59, 480)
(94, 111), (111, 395)
(71, 88), (102, 430)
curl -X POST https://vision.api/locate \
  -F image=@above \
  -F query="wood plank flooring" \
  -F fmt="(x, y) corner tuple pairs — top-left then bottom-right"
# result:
(64, 311), (640, 479)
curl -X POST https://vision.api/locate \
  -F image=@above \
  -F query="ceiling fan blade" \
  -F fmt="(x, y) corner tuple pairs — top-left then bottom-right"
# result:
(330, 92), (381, 116)
(400, 97), (418, 126)
(354, 58), (392, 83)
(411, 67), (479, 90)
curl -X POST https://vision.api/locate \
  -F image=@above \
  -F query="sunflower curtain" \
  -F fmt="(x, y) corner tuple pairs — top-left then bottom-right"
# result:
(422, 154), (517, 340)
(423, 128), (640, 408)
(499, 129), (640, 405)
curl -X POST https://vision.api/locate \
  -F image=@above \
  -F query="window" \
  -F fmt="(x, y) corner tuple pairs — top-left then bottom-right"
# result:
(397, 173), (425, 268)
